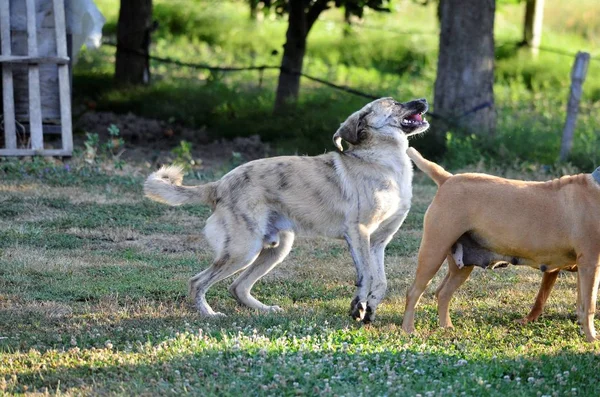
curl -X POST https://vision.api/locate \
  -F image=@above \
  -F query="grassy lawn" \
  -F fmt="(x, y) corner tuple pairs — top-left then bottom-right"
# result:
(1, 160), (599, 396)
(2, 0), (600, 394)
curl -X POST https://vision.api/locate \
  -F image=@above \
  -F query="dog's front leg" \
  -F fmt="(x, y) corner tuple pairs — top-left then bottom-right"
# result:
(345, 230), (373, 322)
(364, 241), (387, 324)
(576, 256), (600, 342)
(365, 214), (409, 323)
(518, 270), (559, 324)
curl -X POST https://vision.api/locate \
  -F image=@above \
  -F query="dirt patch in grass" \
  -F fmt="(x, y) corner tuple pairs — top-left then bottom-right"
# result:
(0, 301), (73, 320)
(75, 110), (270, 169)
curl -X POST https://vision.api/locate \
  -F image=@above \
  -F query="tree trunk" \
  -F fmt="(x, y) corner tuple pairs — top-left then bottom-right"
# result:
(249, 0), (259, 20)
(523, 0), (544, 56)
(434, 0), (496, 138)
(274, 0), (307, 112)
(115, 0), (153, 85)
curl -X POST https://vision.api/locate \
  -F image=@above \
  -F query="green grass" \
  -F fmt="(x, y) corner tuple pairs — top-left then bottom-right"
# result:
(73, 0), (600, 169)
(1, 161), (599, 395)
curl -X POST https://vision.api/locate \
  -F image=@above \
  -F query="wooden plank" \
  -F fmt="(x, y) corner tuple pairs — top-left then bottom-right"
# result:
(559, 51), (591, 162)
(0, 148), (72, 156)
(0, 55), (70, 64)
(26, 0), (44, 151)
(1, 0), (16, 149)
(52, 0), (73, 154)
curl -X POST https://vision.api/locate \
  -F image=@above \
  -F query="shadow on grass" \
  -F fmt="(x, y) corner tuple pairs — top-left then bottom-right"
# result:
(71, 68), (446, 158)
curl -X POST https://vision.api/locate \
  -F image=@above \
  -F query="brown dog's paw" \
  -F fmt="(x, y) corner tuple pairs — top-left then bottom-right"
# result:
(515, 317), (532, 325)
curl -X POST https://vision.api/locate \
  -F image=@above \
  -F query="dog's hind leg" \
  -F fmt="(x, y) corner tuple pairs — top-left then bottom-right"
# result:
(229, 230), (295, 312)
(189, 246), (262, 317)
(190, 214), (263, 316)
(435, 255), (474, 328)
(402, 211), (464, 333)
(402, 244), (450, 333)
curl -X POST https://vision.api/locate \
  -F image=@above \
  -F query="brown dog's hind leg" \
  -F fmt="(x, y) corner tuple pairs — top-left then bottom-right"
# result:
(229, 230), (295, 312)
(436, 256), (474, 328)
(517, 270), (559, 325)
(402, 233), (459, 333)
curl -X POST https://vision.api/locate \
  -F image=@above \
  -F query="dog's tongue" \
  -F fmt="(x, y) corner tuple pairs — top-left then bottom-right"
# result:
(408, 113), (422, 122)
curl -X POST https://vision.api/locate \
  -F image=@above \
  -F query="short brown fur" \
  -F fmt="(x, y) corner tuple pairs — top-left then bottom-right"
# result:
(403, 148), (600, 342)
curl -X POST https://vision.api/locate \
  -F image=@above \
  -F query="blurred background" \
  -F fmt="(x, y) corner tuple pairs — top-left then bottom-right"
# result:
(71, 0), (599, 171)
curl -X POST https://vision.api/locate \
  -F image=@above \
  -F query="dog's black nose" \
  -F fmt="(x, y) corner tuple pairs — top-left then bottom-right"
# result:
(416, 98), (428, 105)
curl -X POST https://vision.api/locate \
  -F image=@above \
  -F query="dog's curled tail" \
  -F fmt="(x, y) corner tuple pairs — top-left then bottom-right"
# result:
(144, 165), (217, 206)
(406, 147), (452, 187)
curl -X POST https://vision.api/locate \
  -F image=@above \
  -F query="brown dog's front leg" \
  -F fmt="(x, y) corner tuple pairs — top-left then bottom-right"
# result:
(576, 258), (600, 342)
(518, 270), (559, 325)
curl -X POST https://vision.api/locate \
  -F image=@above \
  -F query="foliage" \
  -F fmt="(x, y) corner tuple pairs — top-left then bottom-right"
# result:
(83, 124), (125, 169)
(444, 132), (484, 169)
(254, 0), (391, 19)
(171, 140), (197, 171)
(74, 0), (600, 168)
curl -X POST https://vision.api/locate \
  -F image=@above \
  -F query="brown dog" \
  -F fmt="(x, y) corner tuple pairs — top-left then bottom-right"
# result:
(449, 230), (579, 324)
(402, 148), (600, 342)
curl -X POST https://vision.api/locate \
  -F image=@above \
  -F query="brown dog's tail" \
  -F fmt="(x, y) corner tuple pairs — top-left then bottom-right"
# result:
(144, 165), (217, 206)
(407, 147), (452, 186)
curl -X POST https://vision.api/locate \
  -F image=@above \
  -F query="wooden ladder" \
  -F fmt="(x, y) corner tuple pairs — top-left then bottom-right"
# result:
(0, 0), (72, 156)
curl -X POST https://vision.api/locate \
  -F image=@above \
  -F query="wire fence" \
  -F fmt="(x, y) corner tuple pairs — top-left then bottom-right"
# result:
(103, 33), (597, 125)
(103, 41), (492, 121)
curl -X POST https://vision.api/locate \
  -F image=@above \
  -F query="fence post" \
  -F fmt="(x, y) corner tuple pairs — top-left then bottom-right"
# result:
(523, 0), (545, 56)
(559, 51), (590, 162)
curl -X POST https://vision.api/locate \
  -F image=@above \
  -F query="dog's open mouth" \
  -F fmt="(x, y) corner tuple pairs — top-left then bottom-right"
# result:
(401, 112), (428, 128)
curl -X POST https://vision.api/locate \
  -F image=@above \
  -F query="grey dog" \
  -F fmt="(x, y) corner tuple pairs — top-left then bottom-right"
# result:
(144, 97), (429, 323)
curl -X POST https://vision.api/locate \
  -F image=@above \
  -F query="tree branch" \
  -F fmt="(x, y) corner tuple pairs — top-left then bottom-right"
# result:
(306, 0), (330, 34)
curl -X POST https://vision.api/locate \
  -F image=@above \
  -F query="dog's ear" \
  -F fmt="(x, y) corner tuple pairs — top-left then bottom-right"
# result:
(333, 110), (370, 152)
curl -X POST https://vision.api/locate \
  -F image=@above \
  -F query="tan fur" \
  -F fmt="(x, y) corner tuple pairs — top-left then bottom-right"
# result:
(402, 148), (600, 342)
(144, 166), (217, 206)
(145, 97), (430, 321)
(406, 147), (451, 186)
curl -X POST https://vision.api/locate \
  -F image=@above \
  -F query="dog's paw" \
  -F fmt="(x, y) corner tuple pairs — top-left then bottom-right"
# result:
(362, 305), (375, 324)
(350, 301), (367, 321)
(402, 324), (415, 334)
(206, 312), (226, 318)
(515, 316), (534, 325)
(584, 334), (598, 343)
(264, 305), (283, 312)
(352, 304), (366, 321)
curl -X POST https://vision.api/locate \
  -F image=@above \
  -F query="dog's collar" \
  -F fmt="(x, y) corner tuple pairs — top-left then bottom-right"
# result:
(593, 167), (600, 185)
